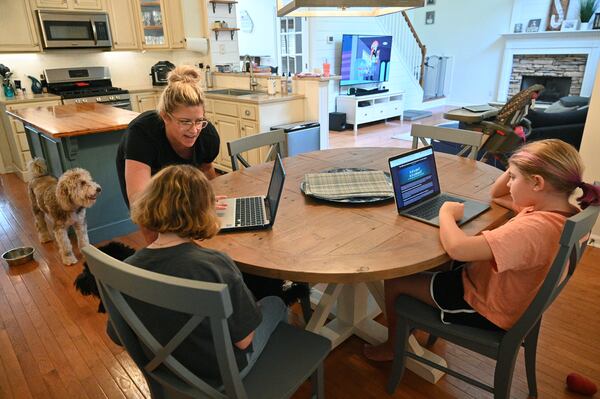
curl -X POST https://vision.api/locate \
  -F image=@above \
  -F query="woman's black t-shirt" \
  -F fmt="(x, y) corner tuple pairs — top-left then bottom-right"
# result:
(116, 111), (220, 206)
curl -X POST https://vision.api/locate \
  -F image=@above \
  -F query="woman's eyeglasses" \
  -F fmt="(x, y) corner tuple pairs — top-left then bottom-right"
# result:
(169, 113), (209, 130)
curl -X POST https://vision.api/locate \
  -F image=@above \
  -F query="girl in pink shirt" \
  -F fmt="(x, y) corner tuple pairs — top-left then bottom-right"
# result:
(365, 139), (600, 361)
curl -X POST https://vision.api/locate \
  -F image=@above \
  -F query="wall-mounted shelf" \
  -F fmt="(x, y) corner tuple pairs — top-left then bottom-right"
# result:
(212, 27), (239, 40)
(209, 0), (237, 14)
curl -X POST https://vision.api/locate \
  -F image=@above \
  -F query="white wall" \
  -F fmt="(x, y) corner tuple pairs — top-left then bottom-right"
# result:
(237, 0), (277, 66)
(579, 67), (600, 237)
(204, 0), (240, 67)
(405, 0), (515, 106)
(1, 50), (209, 91)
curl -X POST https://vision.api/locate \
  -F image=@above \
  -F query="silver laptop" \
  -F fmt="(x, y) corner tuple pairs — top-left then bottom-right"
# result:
(388, 146), (490, 227)
(462, 104), (495, 113)
(217, 154), (286, 232)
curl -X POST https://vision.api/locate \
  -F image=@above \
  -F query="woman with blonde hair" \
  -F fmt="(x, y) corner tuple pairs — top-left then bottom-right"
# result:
(124, 164), (287, 386)
(116, 65), (220, 243)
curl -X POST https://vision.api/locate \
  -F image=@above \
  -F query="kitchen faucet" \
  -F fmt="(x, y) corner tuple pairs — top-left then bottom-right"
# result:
(243, 55), (259, 91)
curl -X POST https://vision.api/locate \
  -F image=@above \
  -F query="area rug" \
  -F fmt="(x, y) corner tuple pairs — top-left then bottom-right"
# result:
(403, 109), (433, 121)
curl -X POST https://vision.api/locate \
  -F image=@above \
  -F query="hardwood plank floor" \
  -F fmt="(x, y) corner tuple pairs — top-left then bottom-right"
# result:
(1, 109), (598, 398)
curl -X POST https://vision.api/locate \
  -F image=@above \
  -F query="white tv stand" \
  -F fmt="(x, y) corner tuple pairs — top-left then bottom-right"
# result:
(336, 91), (404, 136)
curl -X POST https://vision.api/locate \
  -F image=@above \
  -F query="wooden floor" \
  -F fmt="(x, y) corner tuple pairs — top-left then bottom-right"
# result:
(1, 108), (599, 398)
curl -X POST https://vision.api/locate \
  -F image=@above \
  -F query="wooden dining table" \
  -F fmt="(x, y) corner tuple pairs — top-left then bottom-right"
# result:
(203, 147), (510, 383)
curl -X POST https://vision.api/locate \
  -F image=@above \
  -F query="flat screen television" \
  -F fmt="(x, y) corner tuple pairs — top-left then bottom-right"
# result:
(340, 34), (392, 87)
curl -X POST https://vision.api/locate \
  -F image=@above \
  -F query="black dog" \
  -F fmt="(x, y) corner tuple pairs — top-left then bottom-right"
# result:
(74, 241), (136, 313)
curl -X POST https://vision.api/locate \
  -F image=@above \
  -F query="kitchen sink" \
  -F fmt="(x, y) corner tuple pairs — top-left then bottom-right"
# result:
(205, 89), (259, 96)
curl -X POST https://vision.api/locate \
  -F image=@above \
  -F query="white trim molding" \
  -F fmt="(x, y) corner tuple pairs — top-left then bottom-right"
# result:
(497, 31), (600, 102)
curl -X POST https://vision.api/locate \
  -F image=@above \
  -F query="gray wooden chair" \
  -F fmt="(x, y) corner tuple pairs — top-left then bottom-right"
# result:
(411, 124), (485, 160)
(82, 245), (331, 399)
(386, 205), (600, 399)
(227, 129), (287, 171)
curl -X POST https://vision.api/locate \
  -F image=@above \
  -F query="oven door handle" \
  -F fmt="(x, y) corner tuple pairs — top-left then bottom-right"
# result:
(90, 19), (98, 45)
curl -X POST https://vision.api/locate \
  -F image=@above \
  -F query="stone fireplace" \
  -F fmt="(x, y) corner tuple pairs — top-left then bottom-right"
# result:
(508, 54), (587, 102)
(498, 31), (599, 103)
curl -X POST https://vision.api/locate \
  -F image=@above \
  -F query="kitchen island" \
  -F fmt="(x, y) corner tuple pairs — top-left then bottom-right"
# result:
(7, 103), (139, 243)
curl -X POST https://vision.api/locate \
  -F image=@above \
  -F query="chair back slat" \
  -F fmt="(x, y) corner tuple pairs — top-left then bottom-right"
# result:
(83, 246), (232, 317)
(506, 206), (600, 342)
(411, 124), (485, 159)
(227, 129), (287, 171)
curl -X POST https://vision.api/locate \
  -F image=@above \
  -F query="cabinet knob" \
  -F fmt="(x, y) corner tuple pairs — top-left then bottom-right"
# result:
(114, 41), (118, 45)
(244, 110), (250, 116)
(241, 126), (245, 131)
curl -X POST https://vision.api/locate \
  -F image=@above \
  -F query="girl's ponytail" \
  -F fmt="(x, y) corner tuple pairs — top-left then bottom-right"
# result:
(576, 182), (600, 209)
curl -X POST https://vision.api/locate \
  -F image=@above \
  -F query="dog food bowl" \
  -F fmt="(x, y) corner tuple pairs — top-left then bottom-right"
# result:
(2, 247), (35, 266)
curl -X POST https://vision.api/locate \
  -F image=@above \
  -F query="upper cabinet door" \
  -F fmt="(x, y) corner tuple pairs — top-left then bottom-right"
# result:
(166, 0), (185, 49)
(35, 0), (69, 9)
(70, 0), (103, 10)
(137, 0), (170, 49)
(0, 1), (41, 52)
(34, 0), (103, 10)
(106, 0), (141, 50)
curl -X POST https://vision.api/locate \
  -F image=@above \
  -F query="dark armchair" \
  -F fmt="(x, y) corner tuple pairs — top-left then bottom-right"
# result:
(525, 105), (588, 150)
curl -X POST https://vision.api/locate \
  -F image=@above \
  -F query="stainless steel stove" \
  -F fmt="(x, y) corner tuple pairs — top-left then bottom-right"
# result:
(45, 66), (131, 110)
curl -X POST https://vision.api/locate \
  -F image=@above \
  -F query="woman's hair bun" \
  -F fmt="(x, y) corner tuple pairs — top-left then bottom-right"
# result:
(167, 65), (202, 85)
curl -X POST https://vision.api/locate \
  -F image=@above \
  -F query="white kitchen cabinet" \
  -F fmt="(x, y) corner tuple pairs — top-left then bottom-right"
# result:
(0, 98), (62, 181)
(0, 1), (41, 52)
(212, 114), (240, 169)
(130, 91), (161, 113)
(105, 0), (141, 50)
(34, 0), (103, 10)
(206, 96), (304, 172)
(165, 0), (186, 48)
(336, 91), (404, 136)
(134, 0), (170, 49)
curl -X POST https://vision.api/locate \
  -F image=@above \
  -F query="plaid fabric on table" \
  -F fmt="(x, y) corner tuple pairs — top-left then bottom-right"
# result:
(303, 170), (393, 200)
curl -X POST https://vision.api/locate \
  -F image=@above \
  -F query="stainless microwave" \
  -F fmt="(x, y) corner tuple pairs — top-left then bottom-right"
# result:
(36, 10), (112, 49)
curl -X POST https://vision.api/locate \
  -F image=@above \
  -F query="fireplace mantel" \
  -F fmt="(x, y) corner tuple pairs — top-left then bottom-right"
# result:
(497, 30), (600, 102)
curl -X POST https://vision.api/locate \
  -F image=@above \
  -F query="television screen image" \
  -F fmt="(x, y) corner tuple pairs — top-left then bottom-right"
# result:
(340, 34), (392, 87)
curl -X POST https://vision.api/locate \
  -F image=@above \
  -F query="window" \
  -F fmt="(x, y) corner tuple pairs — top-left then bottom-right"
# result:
(278, 16), (308, 75)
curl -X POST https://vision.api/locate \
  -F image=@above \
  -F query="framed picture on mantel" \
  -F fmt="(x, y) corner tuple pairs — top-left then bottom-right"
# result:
(526, 18), (541, 32)
(514, 23), (523, 33)
(593, 12), (600, 29)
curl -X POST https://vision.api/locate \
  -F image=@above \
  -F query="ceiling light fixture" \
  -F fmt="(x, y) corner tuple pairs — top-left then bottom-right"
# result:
(276, 0), (425, 17)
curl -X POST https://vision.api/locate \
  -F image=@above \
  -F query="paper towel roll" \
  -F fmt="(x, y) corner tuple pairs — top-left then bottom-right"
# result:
(186, 37), (209, 54)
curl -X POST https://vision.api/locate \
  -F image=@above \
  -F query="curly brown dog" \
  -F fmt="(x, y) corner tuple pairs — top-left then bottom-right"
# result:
(28, 158), (101, 265)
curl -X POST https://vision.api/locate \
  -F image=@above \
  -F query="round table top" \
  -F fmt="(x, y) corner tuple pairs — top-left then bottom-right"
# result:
(203, 147), (511, 284)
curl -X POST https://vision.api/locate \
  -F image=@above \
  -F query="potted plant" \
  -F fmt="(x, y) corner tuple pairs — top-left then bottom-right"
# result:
(580, 0), (599, 29)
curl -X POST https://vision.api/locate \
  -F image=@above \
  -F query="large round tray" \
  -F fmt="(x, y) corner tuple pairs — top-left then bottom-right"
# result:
(300, 167), (394, 204)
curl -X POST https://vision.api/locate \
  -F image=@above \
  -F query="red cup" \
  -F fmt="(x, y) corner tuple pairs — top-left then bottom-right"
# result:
(322, 63), (331, 77)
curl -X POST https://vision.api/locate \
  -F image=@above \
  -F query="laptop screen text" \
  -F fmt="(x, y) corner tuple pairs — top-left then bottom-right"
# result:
(389, 147), (441, 209)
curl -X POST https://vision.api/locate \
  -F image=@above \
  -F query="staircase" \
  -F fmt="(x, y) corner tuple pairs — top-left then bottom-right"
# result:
(377, 12), (427, 108)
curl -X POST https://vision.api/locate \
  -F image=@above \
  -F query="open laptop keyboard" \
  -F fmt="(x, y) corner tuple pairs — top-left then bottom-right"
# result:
(235, 197), (265, 227)
(408, 194), (465, 220)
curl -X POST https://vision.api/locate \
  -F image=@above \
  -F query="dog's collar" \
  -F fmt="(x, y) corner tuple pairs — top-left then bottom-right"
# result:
(76, 207), (84, 214)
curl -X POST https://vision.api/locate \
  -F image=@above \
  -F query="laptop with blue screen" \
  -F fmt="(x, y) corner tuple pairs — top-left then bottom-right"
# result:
(217, 154), (286, 232)
(388, 146), (490, 227)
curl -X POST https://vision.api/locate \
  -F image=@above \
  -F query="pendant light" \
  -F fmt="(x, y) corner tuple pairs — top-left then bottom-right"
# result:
(276, 0), (425, 17)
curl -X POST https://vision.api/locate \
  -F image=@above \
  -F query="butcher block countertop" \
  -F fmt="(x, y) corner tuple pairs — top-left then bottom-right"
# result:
(6, 103), (139, 138)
